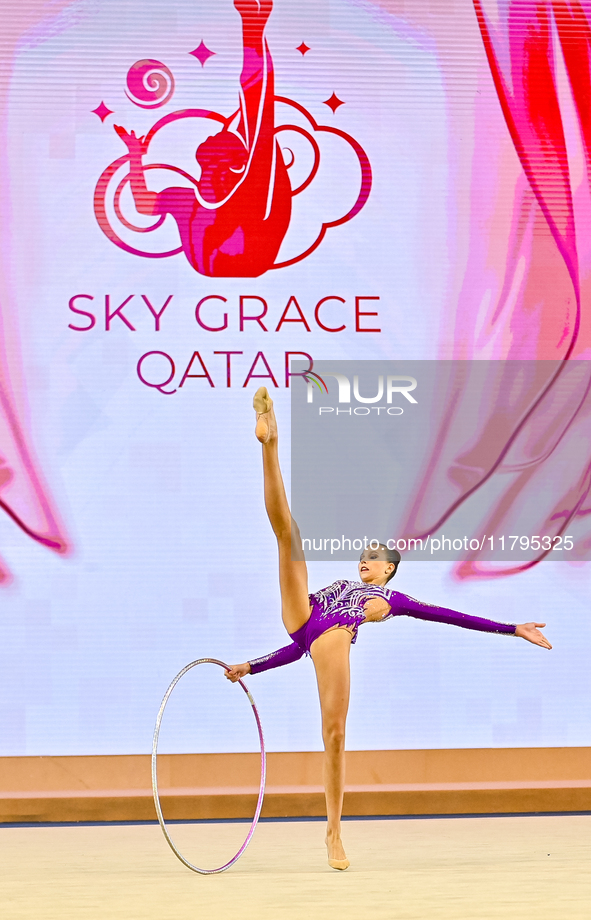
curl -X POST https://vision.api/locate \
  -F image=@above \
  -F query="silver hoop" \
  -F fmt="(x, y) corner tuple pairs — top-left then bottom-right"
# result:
(152, 658), (266, 874)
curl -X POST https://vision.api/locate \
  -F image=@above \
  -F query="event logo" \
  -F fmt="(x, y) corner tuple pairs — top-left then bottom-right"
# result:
(94, 0), (372, 277)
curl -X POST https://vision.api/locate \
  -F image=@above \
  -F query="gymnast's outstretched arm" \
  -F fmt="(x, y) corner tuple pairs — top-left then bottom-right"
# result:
(386, 591), (516, 633)
(386, 591), (551, 647)
(225, 641), (304, 681)
(113, 126), (159, 215)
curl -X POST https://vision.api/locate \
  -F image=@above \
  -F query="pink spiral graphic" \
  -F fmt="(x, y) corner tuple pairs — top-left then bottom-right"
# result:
(125, 59), (175, 109)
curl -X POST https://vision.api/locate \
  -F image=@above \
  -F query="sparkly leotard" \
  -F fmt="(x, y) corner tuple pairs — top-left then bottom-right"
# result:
(248, 580), (516, 674)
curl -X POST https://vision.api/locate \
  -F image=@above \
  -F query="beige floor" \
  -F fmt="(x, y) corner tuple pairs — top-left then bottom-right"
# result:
(1, 816), (590, 920)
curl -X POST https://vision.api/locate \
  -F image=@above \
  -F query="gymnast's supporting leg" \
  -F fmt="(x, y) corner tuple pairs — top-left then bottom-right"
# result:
(311, 628), (352, 870)
(253, 388), (310, 638)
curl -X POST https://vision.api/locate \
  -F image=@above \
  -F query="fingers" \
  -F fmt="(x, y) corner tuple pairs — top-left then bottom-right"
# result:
(534, 626), (551, 647)
(224, 667), (244, 682)
(535, 631), (552, 650)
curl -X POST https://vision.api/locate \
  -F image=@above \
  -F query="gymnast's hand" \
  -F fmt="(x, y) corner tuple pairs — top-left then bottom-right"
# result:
(224, 662), (252, 682)
(114, 125), (146, 156)
(514, 622), (552, 649)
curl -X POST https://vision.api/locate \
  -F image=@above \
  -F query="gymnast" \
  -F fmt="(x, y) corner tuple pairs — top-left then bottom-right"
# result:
(225, 387), (552, 871)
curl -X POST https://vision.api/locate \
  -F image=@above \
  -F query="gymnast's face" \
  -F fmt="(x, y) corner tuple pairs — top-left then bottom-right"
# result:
(358, 546), (394, 585)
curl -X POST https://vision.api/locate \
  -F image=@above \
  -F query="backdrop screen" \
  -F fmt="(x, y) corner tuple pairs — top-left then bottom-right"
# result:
(1, 0), (590, 755)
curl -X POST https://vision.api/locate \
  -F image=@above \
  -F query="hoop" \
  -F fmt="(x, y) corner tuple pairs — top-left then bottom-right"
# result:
(152, 657), (266, 874)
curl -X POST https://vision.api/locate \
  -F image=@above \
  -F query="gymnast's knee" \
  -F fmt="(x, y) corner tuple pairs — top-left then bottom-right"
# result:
(323, 723), (346, 753)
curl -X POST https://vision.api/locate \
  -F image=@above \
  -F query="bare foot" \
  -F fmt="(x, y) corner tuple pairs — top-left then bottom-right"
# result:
(325, 833), (350, 870)
(253, 386), (277, 443)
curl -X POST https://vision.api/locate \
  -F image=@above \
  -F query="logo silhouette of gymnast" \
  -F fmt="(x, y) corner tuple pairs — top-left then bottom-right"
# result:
(94, 0), (372, 277)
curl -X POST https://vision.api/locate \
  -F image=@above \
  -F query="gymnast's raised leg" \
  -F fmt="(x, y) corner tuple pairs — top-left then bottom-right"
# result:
(253, 386), (351, 870)
(253, 386), (309, 636)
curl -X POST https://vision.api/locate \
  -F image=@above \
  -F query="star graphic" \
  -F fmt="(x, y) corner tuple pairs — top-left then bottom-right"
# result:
(92, 101), (114, 123)
(297, 42), (310, 56)
(190, 41), (216, 67)
(323, 93), (345, 114)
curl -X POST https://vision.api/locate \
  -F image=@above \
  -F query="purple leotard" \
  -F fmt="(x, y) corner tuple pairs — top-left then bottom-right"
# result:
(248, 580), (516, 674)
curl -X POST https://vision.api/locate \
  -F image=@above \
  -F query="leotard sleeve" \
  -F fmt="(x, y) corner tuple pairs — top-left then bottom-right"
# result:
(248, 641), (305, 674)
(386, 590), (516, 634)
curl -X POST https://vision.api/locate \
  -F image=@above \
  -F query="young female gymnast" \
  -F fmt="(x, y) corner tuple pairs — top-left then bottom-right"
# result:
(225, 387), (552, 871)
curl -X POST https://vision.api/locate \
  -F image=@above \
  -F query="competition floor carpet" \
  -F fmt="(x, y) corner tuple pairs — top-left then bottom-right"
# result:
(2, 815), (590, 919)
